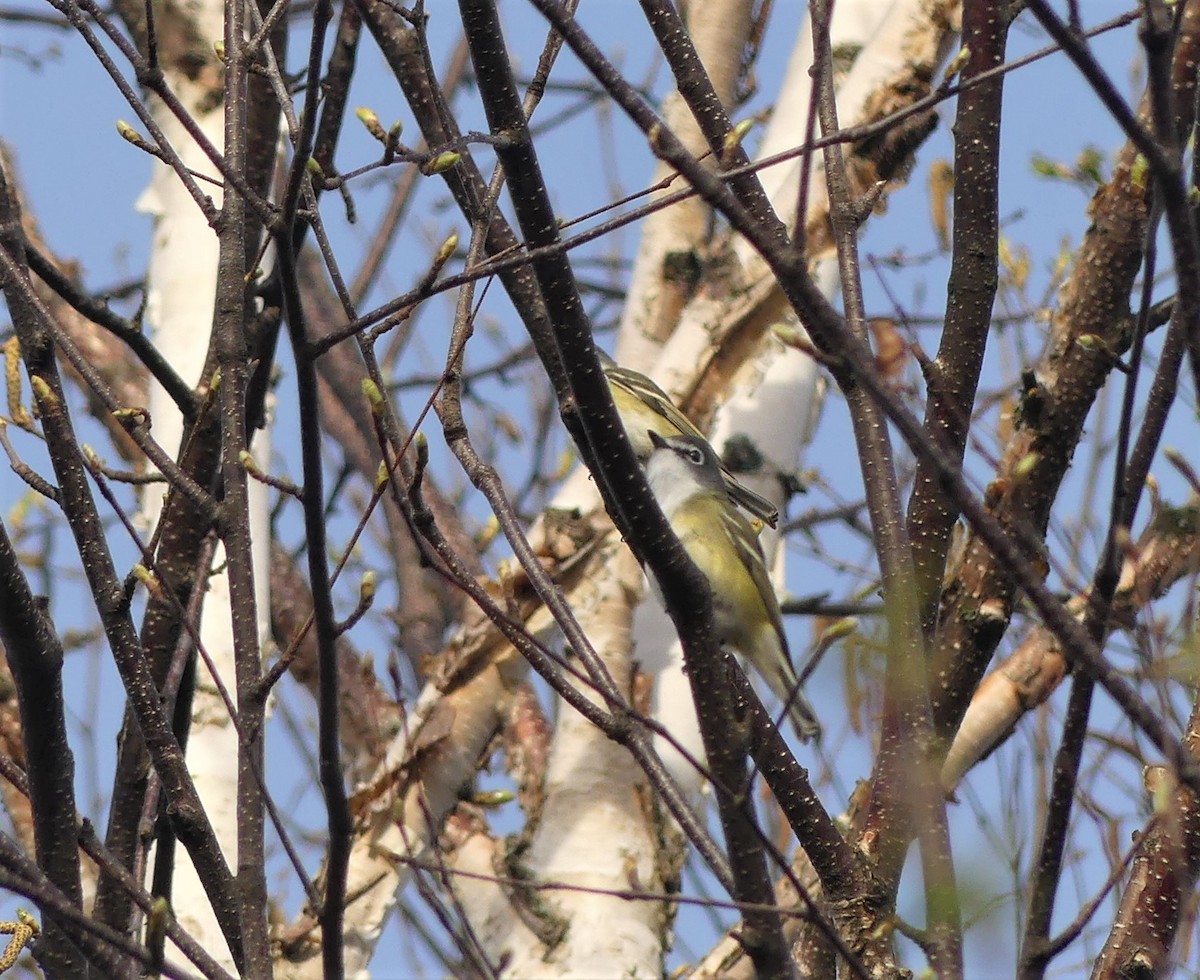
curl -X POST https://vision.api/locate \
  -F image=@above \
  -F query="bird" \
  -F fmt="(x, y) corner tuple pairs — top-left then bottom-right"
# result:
(600, 354), (780, 529)
(642, 430), (820, 742)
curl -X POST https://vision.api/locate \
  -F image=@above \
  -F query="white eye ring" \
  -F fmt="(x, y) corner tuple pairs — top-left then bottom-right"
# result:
(687, 448), (704, 465)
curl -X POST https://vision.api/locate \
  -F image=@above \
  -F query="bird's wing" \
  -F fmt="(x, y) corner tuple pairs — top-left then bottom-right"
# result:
(723, 509), (788, 648)
(606, 366), (704, 440)
(721, 475), (779, 529)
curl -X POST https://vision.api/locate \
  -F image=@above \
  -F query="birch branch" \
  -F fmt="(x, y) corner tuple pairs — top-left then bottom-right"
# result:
(942, 499), (1200, 794)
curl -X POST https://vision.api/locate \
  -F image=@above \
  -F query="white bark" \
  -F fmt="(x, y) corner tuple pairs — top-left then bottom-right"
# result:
(736, 0), (961, 270)
(296, 657), (520, 979)
(487, 548), (665, 978)
(650, 0), (960, 398)
(745, 0), (898, 258)
(616, 0), (758, 372)
(135, 15), (272, 968)
(445, 832), (544, 967)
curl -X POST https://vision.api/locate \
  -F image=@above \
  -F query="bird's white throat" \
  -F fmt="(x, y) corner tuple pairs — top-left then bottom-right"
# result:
(644, 452), (703, 519)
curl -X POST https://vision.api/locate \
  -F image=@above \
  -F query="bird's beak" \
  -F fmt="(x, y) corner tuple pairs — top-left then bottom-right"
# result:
(648, 430), (667, 450)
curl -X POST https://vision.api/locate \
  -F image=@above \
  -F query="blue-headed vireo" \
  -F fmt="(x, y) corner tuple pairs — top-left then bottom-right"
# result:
(643, 431), (820, 742)
(601, 354), (780, 529)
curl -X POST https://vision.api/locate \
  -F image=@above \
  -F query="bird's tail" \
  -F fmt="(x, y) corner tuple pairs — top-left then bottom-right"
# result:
(783, 687), (822, 743)
(767, 661), (822, 743)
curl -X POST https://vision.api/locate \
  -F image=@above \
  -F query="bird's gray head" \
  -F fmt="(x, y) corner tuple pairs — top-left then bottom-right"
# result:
(645, 431), (726, 499)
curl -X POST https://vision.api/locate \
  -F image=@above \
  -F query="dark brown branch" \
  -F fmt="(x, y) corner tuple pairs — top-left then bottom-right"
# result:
(1021, 40), (1192, 962)
(94, 392), (224, 937)
(210, 0), (273, 967)
(809, 1), (957, 970)
(1024, 204), (1195, 980)
(906, 0), (1009, 628)
(273, 141), (355, 980)
(0, 516), (86, 974)
(1091, 757), (1200, 976)
(1018, 671), (1096, 979)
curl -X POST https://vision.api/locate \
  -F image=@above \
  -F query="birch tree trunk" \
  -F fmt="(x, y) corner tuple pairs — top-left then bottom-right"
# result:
(125, 0), (278, 965)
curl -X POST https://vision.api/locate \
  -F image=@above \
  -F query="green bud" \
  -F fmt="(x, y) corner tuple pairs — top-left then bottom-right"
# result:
(30, 376), (57, 407)
(723, 118), (755, 153)
(1013, 452), (1040, 480)
(361, 378), (385, 415)
(435, 232), (459, 264)
(112, 406), (149, 428)
(133, 563), (164, 599)
(771, 322), (809, 349)
(1031, 154), (1065, 179)
(1075, 146), (1104, 185)
(239, 449), (261, 476)
(1130, 153), (1149, 193)
(472, 789), (515, 807)
(821, 617), (859, 642)
(422, 151), (462, 175)
(145, 896), (169, 960)
(355, 107), (387, 143)
(116, 120), (144, 146)
(943, 45), (970, 81)
(359, 570), (376, 604)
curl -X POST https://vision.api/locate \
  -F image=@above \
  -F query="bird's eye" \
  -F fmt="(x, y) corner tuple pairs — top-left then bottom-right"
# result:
(687, 448), (704, 465)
